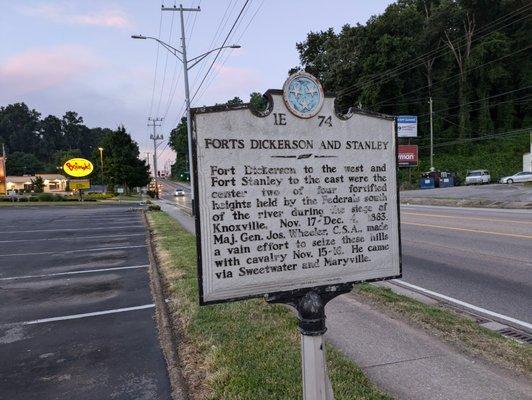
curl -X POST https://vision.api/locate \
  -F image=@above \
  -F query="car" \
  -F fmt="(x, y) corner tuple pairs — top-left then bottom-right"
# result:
(465, 169), (490, 185)
(174, 189), (186, 197)
(499, 171), (532, 184)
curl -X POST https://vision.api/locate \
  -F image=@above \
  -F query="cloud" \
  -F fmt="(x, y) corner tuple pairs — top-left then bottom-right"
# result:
(0, 45), (101, 97)
(197, 63), (261, 104)
(17, 3), (132, 29)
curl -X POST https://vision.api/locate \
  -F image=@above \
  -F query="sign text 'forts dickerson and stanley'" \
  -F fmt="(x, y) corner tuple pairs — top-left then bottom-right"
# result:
(193, 73), (401, 304)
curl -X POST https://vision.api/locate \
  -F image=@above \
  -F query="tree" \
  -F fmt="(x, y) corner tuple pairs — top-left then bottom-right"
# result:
(97, 126), (150, 192)
(226, 96), (244, 105)
(0, 103), (41, 156)
(31, 176), (44, 193)
(169, 117), (189, 179)
(40, 115), (63, 162)
(5, 152), (44, 175)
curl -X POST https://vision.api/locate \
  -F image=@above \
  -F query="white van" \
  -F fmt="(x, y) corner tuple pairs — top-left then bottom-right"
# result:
(465, 170), (490, 185)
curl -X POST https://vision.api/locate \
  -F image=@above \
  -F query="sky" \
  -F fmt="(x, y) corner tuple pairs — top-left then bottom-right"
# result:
(0, 0), (395, 171)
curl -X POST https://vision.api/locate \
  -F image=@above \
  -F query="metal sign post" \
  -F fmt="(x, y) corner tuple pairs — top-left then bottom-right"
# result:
(267, 284), (352, 400)
(191, 72), (401, 399)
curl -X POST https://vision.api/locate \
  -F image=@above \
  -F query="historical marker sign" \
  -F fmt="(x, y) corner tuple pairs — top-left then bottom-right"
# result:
(192, 73), (401, 304)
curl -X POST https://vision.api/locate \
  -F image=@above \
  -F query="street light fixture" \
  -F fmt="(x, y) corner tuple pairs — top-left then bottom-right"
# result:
(98, 147), (104, 190)
(132, 29), (240, 215)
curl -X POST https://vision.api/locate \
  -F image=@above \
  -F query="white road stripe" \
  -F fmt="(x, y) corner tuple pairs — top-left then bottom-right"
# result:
(400, 204), (532, 214)
(0, 244), (146, 257)
(393, 280), (532, 332)
(0, 265), (149, 281)
(23, 304), (155, 325)
(2, 225), (144, 234)
(0, 232), (146, 244)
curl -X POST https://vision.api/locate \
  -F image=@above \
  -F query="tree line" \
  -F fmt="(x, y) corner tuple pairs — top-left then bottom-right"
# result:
(0, 103), (150, 191)
(292, 0), (530, 180)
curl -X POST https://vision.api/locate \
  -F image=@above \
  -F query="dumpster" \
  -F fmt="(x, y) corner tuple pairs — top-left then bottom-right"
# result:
(439, 171), (455, 188)
(419, 173), (435, 189)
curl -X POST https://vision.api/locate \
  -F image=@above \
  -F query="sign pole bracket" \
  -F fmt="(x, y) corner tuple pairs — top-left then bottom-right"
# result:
(266, 284), (353, 400)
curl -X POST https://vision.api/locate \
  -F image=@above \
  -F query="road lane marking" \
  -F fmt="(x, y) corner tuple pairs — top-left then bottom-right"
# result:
(2, 225), (144, 234)
(393, 280), (532, 332)
(0, 244), (147, 257)
(401, 204), (532, 214)
(0, 265), (149, 281)
(402, 211), (532, 225)
(22, 304), (155, 325)
(401, 238), (532, 266)
(0, 233), (146, 244)
(402, 221), (532, 239)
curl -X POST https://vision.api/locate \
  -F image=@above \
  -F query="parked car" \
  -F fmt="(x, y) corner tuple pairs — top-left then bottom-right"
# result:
(174, 189), (186, 197)
(499, 171), (532, 184)
(465, 169), (490, 185)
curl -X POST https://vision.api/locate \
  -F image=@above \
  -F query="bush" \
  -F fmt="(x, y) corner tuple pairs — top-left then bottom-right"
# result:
(148, 204), (161, 211)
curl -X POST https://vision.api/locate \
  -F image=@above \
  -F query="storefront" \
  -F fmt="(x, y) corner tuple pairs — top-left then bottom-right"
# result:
(5, 174), (67, 193)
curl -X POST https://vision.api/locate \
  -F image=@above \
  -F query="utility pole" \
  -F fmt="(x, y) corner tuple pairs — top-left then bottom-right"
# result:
(162, 4), (201, 214)
(429, 97), (434, 172)
(148, 117), (163, 199)
(133, 4), (238, 213)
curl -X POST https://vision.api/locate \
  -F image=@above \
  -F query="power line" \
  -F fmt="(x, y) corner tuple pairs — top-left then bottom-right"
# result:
(156, 6), (177, 117)
(192, 0), (264, 105)
(336, 4), (532, 99)
(148, 10), (164, 118)
(417, 86), (532, 118)
(190, 0), (251, 103)
(418, 128), (530, 149)
(371, 44), (531, 108)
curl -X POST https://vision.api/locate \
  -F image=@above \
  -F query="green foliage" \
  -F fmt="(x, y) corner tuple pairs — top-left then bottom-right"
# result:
(294, 0), (530, 168)
(97, 125), (150, 192)
(31, 176), (44, 193)
(5, 151), (44, 175)
(0, 104), (113, 173)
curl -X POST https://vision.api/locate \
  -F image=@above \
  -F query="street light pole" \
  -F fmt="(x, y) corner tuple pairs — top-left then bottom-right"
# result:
(132, 6), (240, 215)
(98, 147), (104, 190)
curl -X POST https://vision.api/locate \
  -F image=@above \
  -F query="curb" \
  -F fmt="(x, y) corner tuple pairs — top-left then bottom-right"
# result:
(143, 211), (189, 400)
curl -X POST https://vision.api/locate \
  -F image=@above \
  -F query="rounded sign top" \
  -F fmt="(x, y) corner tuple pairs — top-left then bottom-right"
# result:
(63, 158), (93, 177)
(282, 72), (324, 119)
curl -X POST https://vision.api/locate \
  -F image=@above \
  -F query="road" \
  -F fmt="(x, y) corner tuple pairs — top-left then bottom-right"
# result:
(401, 205), (532, 323)
(0, 205), (171, 400)
(158, 179), (192, 213)
(158, 179), (532, 324)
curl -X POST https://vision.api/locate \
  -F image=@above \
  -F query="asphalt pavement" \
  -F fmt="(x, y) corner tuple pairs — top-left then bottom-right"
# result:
(401, 204), (532, 324)
(402, 183), (532, 203)
(0, 205), (171, 400)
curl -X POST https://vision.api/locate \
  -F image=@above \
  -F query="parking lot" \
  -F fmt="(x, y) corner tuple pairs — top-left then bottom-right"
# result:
(0, 205), (171, 400)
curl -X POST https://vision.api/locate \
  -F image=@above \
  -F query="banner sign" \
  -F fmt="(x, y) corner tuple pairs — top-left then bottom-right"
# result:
(0, 156), (5, 195)
(397, 115), (417, 137)
(398, 145), (418, 167)
(69, 179), (90, 190)
(63, 158), (93, 177)
(192, 72), (401, 304)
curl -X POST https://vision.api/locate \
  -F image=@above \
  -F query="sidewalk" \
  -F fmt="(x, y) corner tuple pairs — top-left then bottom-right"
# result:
(157, 201), (532, 400)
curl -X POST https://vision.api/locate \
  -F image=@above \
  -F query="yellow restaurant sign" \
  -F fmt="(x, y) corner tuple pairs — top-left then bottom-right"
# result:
(63, 158), (94, 177)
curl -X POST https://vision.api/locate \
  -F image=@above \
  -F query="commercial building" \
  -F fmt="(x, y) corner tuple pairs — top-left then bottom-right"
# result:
(5, 174), (67, 193)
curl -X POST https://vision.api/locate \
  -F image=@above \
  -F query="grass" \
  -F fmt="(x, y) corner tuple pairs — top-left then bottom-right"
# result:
(147, 211), (390, 400)
(354, 284), (531, 377)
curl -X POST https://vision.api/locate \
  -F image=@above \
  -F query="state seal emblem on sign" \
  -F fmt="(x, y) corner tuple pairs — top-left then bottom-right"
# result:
(283, 72), (324, 118)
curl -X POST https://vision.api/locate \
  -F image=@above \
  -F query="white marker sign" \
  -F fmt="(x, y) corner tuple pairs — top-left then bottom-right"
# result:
(397, 115), (418, 137)
(193, 73), (401, 304)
